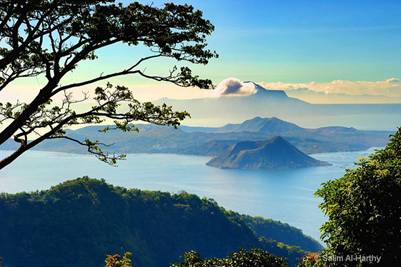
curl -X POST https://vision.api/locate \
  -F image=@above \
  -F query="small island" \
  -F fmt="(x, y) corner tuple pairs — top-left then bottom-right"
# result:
(207, 136), (330, 170)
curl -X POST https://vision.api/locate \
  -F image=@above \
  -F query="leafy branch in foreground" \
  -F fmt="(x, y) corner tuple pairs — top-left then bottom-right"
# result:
(315, 128), (401, 266)
(0, 0), (218, 169)
(0, 82), (190, 166)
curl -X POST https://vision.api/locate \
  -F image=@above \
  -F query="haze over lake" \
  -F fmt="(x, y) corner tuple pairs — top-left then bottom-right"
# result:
(0, 148), (378, 242)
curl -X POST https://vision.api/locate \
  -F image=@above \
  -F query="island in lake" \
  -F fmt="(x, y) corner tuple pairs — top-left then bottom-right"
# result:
(207, 136), (330, 170)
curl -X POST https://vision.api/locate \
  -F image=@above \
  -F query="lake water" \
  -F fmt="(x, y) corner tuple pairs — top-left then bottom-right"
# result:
(0, 148), (378, 243)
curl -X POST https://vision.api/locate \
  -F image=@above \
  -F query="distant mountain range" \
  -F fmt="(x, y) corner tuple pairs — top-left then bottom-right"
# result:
(0, 117), (391, 158)
(181, 117), (305, 134)
(207, 136), (329, 170)
(155, 82), (401, 130)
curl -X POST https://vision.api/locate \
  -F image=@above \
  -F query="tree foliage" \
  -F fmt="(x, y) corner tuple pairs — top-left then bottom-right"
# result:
(0, 177), (313, 267)
(315, 128), (401, 266)
(0, 0), (217, 169)
(105, 252), (133, 267)
(296, 253), (325, 267)
(171, 249), (288, 267)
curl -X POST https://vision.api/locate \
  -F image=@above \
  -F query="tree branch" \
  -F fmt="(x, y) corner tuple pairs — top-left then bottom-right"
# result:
(52, 54), (163, 96)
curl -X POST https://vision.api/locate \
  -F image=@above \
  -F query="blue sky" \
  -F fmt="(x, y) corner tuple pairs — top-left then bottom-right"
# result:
(6, 0), (401, 103)
(117, 0), (401, 83)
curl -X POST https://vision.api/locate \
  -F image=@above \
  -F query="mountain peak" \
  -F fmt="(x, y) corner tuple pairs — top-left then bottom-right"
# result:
(215, 78), (288, 98)
(251, 82), (288, 98)
(270, 135), (287, 143)
(244, 116), (284, 124)
(219, 116), (303, 134)
(207, 136), (329, 170)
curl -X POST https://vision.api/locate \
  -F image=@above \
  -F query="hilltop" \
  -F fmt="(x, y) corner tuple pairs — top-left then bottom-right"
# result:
(207, 136), (329, 170)
(0, 177), (322, 267)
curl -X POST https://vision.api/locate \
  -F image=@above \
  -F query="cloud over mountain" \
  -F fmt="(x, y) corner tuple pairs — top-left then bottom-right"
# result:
(214, 78), (258, 96)
(212, 77), (401, 102)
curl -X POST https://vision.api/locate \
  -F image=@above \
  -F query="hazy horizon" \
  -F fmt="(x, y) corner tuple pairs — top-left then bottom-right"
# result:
(2, 0), (401, 105)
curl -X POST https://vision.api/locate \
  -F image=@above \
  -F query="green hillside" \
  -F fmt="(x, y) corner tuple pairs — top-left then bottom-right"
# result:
(0, 178), (322, 267)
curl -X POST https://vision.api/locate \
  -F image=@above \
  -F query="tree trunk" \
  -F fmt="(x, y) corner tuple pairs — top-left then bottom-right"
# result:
(0, 146), (26, 170)
(0, 83), (55, 146)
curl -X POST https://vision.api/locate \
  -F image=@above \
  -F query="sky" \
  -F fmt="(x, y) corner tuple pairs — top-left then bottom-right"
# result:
(4, 0), (401, 103)
(187, 0), (400, 81)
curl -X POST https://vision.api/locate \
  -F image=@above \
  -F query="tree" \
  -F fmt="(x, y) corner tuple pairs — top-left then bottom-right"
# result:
(105, 252), (133, 267)
(297, 253), (325, 267)
(0, 0), (217, 169)
(315, 128), (401, 266)
(171, 249), (288, 267)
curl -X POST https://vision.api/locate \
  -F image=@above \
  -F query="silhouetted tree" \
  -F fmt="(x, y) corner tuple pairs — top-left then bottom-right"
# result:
(316, 128), (401, 266)
(0, 0), (217, 169)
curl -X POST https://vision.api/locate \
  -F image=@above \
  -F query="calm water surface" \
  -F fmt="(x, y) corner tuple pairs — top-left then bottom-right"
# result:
(0, 148), (378, 243)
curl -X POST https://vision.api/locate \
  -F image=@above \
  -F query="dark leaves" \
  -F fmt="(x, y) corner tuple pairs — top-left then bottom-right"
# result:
(171, 249), (288, 267)
(0, 0), (217, 88)
(315, 128), (401, 266)
(0, 0), (215, 168)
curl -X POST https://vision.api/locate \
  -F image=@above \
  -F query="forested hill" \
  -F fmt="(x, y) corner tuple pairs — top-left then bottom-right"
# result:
(0, 178), (322, 267)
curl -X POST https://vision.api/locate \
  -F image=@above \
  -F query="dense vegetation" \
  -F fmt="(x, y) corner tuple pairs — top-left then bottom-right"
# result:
(236, 215), (323, 252)
(0, 177), (321, 267)
(171, 249), (288, 267)
(105, 249), (288, 267)
(105, 252), (134, 267)
(315, 127), (401, 266)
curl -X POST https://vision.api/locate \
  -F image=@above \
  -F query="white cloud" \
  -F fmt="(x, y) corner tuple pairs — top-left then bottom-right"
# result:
(4, 77), (399, 104)
(387, 77), (401, 84)
(261, 78), (401, 98)
(256, 78), (401, 103)
(152, 77), (401, 103)
(214, 78), (257, 97)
